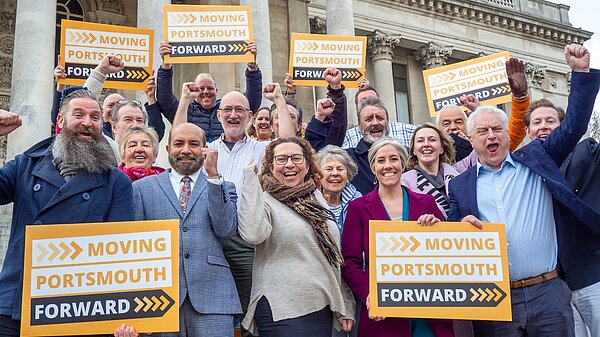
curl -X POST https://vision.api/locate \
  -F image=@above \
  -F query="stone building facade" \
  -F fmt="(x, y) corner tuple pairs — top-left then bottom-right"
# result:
(0, 0), (593, 265)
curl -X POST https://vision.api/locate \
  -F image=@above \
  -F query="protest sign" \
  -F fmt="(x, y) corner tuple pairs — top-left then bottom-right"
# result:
(289, 33), (367, 88)
(21, 220), (179, 336)
(423, 51), (512, 117)
(369, 221), (511, 321)
(60, 20), (153, 91)
(163, 5), (254, 63)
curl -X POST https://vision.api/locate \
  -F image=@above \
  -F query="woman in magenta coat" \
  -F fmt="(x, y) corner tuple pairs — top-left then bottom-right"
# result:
(341, 138), (454, 337)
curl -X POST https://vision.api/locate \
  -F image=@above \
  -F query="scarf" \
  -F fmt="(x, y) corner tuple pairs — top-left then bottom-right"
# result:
(119, 163), (165, 182)
(52, 156), (80, 182)
(261, 174), (344, 268)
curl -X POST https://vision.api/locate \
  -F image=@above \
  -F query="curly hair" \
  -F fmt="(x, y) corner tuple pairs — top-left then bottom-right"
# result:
(407, 123), (456, 169)
(259, 137), (322, 188)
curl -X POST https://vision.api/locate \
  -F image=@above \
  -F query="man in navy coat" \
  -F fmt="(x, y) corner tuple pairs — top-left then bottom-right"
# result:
(448, 44), (600, 337)
(0, 89), (133, 336)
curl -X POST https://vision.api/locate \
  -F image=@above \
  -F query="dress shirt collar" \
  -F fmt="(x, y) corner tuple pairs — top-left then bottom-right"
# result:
(476, 152), (514, 177)
(170, 168), (202, 184)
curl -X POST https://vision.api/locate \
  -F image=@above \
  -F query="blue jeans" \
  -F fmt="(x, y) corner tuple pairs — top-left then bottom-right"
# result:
(473, 277), (574, 337)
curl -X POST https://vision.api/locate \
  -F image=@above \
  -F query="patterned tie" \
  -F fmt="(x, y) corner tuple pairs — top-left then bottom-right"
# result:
(179, 176), (192, 213)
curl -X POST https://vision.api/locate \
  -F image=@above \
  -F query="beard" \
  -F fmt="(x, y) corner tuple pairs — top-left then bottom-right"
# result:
(362, 124), (389, 144)
(168, 153), (204, 176)
(52, 124), (116, 174)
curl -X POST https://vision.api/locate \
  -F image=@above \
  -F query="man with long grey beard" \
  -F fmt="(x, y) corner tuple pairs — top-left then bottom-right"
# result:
(0, 89), (134, 336)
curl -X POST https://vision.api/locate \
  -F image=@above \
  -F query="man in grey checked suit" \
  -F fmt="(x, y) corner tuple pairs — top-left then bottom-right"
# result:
(132, 122), (241, 336)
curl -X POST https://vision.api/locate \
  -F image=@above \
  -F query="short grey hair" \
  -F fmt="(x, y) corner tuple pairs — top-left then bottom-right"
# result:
(316, 145), (359, 181)
(112, 101), (148, 127)
(60, 89), (99, 118)
(367, 137), (408, 173)
(467, 105), (508, 135)
(118, 126), (160, 161)
(436, 105), (468, 127)
(357, 96), (389, 122)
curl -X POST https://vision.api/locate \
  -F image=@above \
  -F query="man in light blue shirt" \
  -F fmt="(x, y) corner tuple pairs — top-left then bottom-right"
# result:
(448, 43), (600, 337)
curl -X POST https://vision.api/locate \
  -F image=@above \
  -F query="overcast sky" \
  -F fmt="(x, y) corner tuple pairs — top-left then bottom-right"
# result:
(555, 0), (599, 111)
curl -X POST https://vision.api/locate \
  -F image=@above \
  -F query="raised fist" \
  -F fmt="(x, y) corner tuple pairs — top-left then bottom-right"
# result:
(459, 94), (481, 113)
(96, 55), (124, 75)
(181, 82), (200, 101)
(564, 44), (590, 72)
(323, 67), (342, 89)
(315, 98), (335, 122)
(263, 83), (283, 102)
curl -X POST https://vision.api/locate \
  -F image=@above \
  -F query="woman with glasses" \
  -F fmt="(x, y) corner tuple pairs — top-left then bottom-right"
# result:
(238, 137), (355, 337)
(117, 126), (164, 182)
(247, 106), (273, 141)
(342, 138), (454, 337)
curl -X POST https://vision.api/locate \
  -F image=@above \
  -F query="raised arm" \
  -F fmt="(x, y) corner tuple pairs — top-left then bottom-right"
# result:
(238, 166), (273, 245)
(144, 74), (166, 141)
(0, 109), (22, 136)
(173, 82), (199, 126)
(264, 83), (295, 138)
(305, 98), (334, 151)
(156, 41), (179, 123)
(244, 41), (263, 113)
(204, 148), (238, 238)
(544, 44), (600, 165)
(505, 57), (530, 151)
(83, 55), (124, 99)
(324, 67), (347, 146)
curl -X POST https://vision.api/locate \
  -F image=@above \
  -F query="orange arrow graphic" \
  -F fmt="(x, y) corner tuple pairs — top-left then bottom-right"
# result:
(143, 296), (153, 312)
(70, 241), (83, 259)
(36, 244), (49, 262)
(409, 236), (420, 252)
(477, 288), (486, 302)
(88, 33), (97, 44)
(151, 296), (161, 311)
(134, 297), (144, 312)
(492, 288), (502, 302)
(59, 241), (72, 261)
(399, 236), (410, 252)
(380, 237), (391, 251)
(48, 242), (60, 261)
(389, 236), (401, 252)
(159, 295), (170, 311)
(485, 288), (494, 301)
(470, 288), (478, 301)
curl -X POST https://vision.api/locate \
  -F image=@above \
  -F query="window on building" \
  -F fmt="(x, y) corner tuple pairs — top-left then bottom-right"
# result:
(392, 63), (410, 123)
(55, 0), (84, 64)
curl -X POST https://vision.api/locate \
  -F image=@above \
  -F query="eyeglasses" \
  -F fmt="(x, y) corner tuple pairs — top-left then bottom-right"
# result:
(219, 106), (248, 114)
(274, 154), (305, 165)
(116, 99), (142, 107)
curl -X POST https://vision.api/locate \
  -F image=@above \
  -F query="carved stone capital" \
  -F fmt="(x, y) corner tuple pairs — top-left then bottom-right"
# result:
(524, 62), (547, 87)
(566, 71), (572, 92)
(414, 42), (453, 69)
(368, 29), (401, 61)
(310, 16), (327, 34)
(88, 10), (127, 25)
(97, 0), (121, 13)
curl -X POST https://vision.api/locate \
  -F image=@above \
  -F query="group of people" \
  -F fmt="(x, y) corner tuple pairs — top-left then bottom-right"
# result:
(0, 41), (598, 337)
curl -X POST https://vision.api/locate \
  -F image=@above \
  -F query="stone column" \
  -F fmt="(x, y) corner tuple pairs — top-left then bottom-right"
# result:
(414, 41), (453, 70)
(136, 0), (170, 103)
(239, 0), (272, 102)
(325, 0), (358, 125)
(368, 30), (400, 122)
(310, 16), (328, 102)
(7, 0), (56, 160)
(138, 0), (171, 168)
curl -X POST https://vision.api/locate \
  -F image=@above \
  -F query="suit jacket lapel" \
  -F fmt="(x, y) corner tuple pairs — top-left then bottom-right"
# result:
(466, 168), (480, 218)
(38, 169), (104, 213)
(365, 189), (388, 220)
(183, 173), (207, 221)
(157, 171), (184, 219)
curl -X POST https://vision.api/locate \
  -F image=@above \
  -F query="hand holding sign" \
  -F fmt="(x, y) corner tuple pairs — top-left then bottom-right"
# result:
(114, 324), (139, 337)
(246, 41), (258, 71)
(315, 98), (335, 122)
(181, 82), (200, 101)
(358, 75), (370, 89)
(366, 294), (386, 321)
(159, 41), (172, 69)
(461, 215), (483, 229)
(54, 57), (67, 92)
(146, 74), (157, 104)
(202, 148), (219, 178)
(263, 83), (284, 102)
(323, 67), (342, 90)
(417, 214), (441, 226)
(284, 73), (296, 94)
(565, 43), (590, 73)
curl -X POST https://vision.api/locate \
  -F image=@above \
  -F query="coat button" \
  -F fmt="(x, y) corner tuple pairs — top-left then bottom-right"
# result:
(82, 193), (90, 200)
(182, 227), (188, 232)
(33, 184), (41, 192)
(184, 253), (190, 259)
(33, 220), (42, 225)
